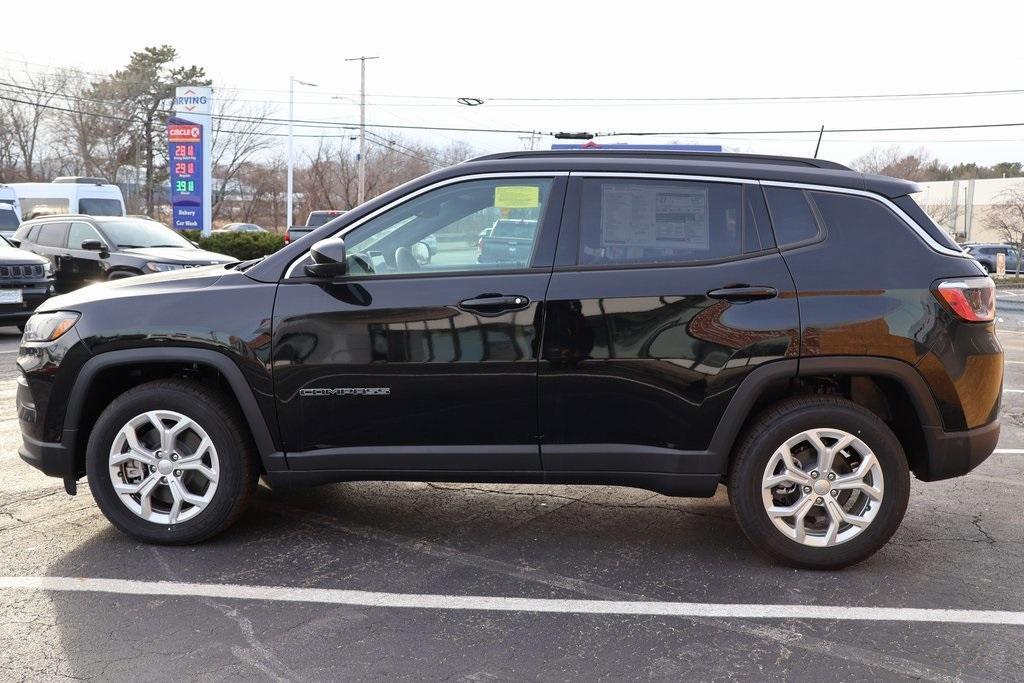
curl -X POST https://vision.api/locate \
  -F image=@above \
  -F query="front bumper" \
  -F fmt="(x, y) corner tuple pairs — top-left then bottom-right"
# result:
(919, 420), (1000, 481)
(18, 428), (78, 479)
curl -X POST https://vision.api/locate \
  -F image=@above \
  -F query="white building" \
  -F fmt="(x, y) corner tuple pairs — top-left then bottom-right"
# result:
(915, 177), (1024, 244)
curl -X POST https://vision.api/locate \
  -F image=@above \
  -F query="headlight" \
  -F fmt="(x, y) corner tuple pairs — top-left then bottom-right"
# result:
(22, 311), (79, 342)
(145, 262), (186, 273)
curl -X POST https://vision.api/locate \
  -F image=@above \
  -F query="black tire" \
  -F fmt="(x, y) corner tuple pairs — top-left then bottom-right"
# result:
(86, 379), (258, 544)
(728, 396), (910, 569)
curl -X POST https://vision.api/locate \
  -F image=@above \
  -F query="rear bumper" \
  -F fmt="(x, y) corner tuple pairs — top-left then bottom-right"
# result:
(919, 420), (1000, 482)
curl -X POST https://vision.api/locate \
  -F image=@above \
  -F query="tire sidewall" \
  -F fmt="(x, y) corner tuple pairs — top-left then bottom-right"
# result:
(731, 399), (910, 569)
(86, 384), (246, 543)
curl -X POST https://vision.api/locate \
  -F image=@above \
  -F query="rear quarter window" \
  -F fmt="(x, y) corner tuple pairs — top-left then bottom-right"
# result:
(763, 187), (822, 247)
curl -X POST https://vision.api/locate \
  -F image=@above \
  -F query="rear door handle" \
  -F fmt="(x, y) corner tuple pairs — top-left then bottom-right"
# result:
(707, 286), (778, 301)
(458, 294), (530, 316)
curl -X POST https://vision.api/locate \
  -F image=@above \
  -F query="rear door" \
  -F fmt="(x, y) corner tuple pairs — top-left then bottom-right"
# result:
(538, 174), (799, 476)
(27, 222), (71, 290)
(272, 175), (566, 472)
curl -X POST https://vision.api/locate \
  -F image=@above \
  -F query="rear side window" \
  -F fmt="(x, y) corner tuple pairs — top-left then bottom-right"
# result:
(36, 222), (69, 247)
(579, 178), (759, 266)
(808, 192), (911, 247)
(763, 187), (822, 247)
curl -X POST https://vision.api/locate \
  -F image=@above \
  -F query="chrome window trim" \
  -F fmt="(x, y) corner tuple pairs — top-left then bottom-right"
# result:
(283, 171), (569, 278)
(759, 179), (966, 258)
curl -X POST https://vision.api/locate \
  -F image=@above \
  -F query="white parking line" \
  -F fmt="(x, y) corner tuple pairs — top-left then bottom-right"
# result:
(2, 576), (1024, 626)
(994, 449), (1024, 454)
(1003, 389), (1024, 393)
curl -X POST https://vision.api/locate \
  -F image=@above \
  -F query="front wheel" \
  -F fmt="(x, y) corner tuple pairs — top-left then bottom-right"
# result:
(86, 379), (258, 544)
(728, 396), (910, 569)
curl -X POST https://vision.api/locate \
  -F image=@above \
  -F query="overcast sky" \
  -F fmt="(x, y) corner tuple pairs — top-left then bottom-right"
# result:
(4, 0), (1024, 166)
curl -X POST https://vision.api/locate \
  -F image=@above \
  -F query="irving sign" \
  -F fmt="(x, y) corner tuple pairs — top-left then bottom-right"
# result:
(173, 86), (212, 115)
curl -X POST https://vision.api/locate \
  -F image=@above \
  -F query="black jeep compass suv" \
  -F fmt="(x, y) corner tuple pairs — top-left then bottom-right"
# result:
(16, 151), (1001, 568)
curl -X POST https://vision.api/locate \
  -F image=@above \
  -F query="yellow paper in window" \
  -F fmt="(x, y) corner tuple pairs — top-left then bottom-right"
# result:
(494, 186), (540, 209)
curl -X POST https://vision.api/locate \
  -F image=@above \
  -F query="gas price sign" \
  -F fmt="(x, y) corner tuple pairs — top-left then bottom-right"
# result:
(167, 117), (204, 231)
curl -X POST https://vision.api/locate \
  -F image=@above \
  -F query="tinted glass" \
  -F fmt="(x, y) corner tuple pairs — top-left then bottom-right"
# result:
(344, 178), (553, 276)
(0, 207), (19, 229)
(307, 211), (345, 227)
(579, 179), (748, 265)
(20, 197), (69, 221)
(37, 222), (69, 247)
(99, 220), (192, 248)
(763, 187), (821, 246)
(67, 221), (103, 249)
(78, 198), (124, 216)
(809, 191), (911, 248)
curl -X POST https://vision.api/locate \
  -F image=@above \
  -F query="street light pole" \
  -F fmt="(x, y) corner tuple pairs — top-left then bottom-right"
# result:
(345, 56), (378, 206)
(286, 76), (318, 230)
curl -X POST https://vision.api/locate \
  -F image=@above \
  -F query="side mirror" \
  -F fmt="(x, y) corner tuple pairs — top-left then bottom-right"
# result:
(81, 239), (108, 252)
(305, 237), (348, 278)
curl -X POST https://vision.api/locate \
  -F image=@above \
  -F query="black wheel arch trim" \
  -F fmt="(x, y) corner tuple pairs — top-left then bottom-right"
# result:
(65, 348), (278, 468)
(706, 355), (943, 474)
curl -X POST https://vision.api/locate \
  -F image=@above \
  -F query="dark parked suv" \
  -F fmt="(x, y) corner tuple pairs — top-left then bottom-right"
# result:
(0, 235), (53, 327)
(16, 151), (1001, 568)
(12, 215), (234, 292)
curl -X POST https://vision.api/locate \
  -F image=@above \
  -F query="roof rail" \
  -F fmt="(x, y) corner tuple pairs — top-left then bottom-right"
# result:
(465, 149), (852, 171)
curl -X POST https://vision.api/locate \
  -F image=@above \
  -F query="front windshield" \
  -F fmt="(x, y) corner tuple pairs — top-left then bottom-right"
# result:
(99, 220), (193, 249)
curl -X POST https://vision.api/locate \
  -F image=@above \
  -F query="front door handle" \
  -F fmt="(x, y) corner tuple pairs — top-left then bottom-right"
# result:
(458, 294), (530, 316)
(707, 286), (778, 301)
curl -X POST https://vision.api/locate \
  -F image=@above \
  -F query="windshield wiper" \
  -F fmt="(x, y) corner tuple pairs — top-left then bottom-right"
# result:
(149, 244), (186, 248)
(117, 244), (143, 248)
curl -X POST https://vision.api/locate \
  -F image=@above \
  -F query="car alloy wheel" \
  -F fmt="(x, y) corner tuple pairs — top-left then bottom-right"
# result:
(109, 410), (220, 525)
(760, 427), (884, 547)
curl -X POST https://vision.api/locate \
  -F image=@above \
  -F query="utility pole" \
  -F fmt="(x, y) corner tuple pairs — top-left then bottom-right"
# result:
(346, 56), (378, 206)
(286, 76), (318, 230)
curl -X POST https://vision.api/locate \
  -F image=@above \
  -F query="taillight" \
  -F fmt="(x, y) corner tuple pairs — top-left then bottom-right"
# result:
(283, 232), (290, 244)
(935, 277), (995, 322)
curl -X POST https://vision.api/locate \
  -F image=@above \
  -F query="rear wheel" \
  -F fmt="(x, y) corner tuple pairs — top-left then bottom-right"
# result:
(728, 396), (910, 569)
(86, 379), (258, 544)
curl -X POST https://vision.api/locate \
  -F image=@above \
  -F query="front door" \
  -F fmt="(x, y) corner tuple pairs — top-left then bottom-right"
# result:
(273, 175), (566, 472)
(64, 221), (107, 288)
(539, 175), (800, 476)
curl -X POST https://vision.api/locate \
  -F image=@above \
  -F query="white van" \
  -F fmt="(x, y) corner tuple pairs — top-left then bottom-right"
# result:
(7, 177), (125, 221)
(0, 186), (21, 238)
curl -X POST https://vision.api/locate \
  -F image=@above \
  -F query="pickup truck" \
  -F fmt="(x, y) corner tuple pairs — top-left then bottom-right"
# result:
(285, 210), (347, 244)
(476, 218), (538, 266)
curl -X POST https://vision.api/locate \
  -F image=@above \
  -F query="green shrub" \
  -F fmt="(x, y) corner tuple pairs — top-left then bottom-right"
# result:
(181, 230), (285, 261)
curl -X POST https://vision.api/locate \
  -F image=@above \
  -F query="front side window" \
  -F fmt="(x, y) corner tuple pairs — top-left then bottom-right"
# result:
(78, 198), (124, 216)
(67, 222), (103, 249)
(338, 177), (554, 277)
(578, 178), (756, 266)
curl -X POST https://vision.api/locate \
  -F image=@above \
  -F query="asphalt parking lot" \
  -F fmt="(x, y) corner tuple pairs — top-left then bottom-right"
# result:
(2, 312), (1024, 683)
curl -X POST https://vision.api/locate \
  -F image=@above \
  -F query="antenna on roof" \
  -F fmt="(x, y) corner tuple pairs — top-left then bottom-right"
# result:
(813, 125), (825, 159)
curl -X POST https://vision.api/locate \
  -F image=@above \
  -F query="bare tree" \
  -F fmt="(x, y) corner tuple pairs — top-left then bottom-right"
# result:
(851, 146), (942, 181)
(986, 188), (1024, 275)
(210, 93), (276, 221)
(0, 67), (68, 180)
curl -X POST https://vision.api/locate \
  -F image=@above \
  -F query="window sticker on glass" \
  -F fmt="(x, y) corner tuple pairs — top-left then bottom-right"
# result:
(599, 184), (709, 252)
(494, 186), (540, 209)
